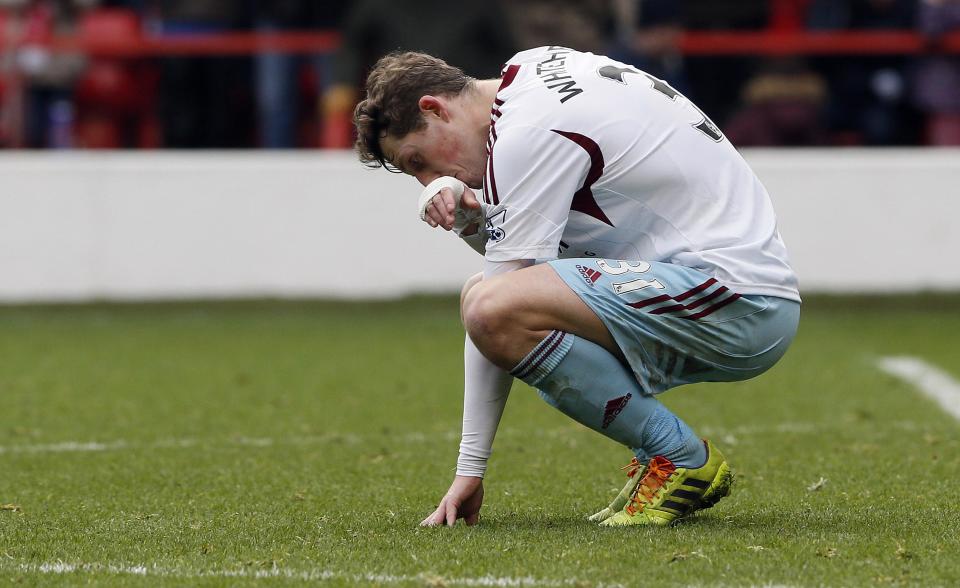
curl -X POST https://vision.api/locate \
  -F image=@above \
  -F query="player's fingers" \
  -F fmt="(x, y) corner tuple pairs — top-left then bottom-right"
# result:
(461, 187), (481, 210)
(420, 506), (444, 527)
(464, 512), (480, 526)
(428, 199), (453, 231)
(421, 192), (444, 228)
(435, 193), (455, 227)
(444, 501), (458, 527)
(426, 201), (447, 229)
(422, 200), (439, 227)
(439, 188), (457, 213)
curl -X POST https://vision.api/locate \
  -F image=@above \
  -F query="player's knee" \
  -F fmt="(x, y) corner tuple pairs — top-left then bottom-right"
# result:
(462, 281), (514, 350)
(459, 272), (484, 325)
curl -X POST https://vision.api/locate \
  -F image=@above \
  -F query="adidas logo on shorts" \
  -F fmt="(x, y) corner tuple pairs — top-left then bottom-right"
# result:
(576, 265), (602, 287)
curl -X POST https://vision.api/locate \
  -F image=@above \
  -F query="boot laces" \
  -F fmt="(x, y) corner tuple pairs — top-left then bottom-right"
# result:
(620, 457), (644, 478)
(625, 456), (676, 515)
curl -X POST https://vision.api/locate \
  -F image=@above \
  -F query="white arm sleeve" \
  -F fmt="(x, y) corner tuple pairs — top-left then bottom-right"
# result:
(455, 258), (534, 478)
(456, 336), (512, 477)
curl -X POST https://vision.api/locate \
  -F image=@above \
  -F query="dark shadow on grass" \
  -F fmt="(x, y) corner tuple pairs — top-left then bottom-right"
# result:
(472, 510), (735, 532)
(468, 513), (589, 532)
(471, 504), (886, 535)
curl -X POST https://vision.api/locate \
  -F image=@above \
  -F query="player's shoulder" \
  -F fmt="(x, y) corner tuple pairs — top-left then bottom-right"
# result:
(495, 47), (597, 128)
(498, 46), (626, 110)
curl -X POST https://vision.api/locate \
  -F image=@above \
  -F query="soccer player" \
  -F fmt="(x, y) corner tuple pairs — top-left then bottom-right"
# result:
(353, 47), (801, 527)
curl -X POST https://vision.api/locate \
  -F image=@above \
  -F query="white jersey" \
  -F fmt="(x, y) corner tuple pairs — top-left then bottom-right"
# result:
(481, 46), (800, 302)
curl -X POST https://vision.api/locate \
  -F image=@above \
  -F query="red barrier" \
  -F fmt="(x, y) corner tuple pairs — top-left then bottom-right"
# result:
(7, 31), (343, 57)
(679, 31), (960, 55)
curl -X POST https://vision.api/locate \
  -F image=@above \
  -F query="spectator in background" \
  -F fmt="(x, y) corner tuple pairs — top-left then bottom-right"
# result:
(253, 1), (346, 148)
(808, 0), (919, 145)
(725, 58), (829, 146)
(607, 0), (689, 95)
(71, 3), (160, 149)
(911, 0), (960, 145)
(683, 0), (769, 29)
(681, 0), (771, 134)
(8, 0), (90, 148)
(154, 0), (254, 147)
(322, 0), (517, 148)
(503, 0), (614, 54)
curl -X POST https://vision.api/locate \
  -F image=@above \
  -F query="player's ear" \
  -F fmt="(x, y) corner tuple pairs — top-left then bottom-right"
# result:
(418, 95), (450, 122)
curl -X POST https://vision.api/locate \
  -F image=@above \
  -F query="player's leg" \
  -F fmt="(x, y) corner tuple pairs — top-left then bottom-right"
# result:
(460, 272), (484, 325)
(463, 260), (798, 396)
(463, 259), (799, 524)
(462, 263), (706, 469)
(462, 264), (619, 367)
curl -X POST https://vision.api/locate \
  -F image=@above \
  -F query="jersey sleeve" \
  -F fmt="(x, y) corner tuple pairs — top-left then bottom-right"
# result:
(482, 124), (592, 262)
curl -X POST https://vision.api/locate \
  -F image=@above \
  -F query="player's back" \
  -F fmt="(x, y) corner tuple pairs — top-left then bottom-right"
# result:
(487, 46), (799, 301)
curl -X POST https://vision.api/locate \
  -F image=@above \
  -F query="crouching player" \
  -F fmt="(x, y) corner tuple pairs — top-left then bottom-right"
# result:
(352, 47), (800, 526)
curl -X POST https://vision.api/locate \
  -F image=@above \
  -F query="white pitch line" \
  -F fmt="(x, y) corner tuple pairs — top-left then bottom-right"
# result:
(5, 561), (621, 587)
(0, 421), (925, 456)
(3, 440), (130, 453)
(877, 356), (960, 421)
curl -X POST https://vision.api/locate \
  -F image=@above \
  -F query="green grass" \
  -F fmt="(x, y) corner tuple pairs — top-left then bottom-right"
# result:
(1, 295), (959, 587)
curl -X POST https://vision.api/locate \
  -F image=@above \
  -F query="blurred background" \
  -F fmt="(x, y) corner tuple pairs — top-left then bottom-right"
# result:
(1, 0), (958, 303)
(0, 0), (958, 151)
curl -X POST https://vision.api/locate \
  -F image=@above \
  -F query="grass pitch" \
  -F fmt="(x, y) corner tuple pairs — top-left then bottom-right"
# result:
(1, 295), (959, 587)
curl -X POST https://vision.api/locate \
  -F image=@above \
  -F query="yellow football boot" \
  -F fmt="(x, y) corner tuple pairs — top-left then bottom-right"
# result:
(600, 440), (733, 527)
(587, 457), (646, 522)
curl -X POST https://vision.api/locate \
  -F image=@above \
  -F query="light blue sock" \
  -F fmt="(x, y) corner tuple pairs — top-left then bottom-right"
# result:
(510, 330), (707, 468)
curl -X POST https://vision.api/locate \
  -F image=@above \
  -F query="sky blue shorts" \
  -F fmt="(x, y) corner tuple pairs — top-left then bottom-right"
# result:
(548, 258), (800, 395)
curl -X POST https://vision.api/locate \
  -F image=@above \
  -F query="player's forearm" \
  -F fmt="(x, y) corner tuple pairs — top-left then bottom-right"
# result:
(456, 259), (534, 477)
(456, 335), (513, 477)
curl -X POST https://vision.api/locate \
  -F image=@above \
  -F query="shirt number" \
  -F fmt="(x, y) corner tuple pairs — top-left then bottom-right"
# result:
(596, 260), (665, 295)
(597, 65), (724, 143)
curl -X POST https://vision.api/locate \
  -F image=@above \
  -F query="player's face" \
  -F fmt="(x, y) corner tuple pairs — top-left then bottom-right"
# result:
(381, 111), (487, 190)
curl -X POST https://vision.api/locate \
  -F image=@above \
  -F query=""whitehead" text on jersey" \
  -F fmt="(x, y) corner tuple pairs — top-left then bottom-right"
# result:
(536, 46), (584, 103)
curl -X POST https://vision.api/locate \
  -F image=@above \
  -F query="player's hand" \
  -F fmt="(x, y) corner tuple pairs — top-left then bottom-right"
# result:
(424, 187), (480, 231)
(419, 475), (484, 527)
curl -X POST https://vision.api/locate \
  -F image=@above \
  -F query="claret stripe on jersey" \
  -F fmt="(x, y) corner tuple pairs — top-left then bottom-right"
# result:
(486, 141), (500, 205)
(485, 96), (503, 205)
(550, 130), (614, 227)
(483, 67), (512, 207)
(627, 278), (742, 320)
(499, 64), (520, 91)
(491, 99), (505, 122)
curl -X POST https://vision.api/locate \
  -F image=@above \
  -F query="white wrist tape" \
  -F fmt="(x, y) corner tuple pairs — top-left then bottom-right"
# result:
(417, 176), (484, 233)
